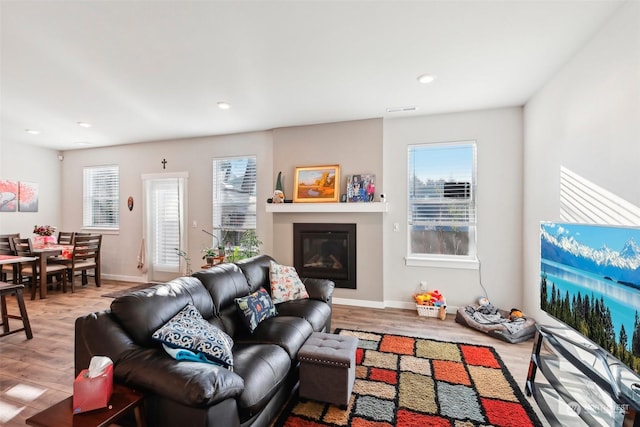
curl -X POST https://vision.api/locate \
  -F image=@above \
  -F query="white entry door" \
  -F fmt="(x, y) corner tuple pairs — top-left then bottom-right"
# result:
(142, 172), (188, 282)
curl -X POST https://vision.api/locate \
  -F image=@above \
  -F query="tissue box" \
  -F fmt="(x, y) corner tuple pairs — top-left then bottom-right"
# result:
(72, 364), (113, 414)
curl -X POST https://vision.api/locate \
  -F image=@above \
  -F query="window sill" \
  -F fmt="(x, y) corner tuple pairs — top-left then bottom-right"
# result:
(405, 257), (479, 270)
(81, 228), (119, 235)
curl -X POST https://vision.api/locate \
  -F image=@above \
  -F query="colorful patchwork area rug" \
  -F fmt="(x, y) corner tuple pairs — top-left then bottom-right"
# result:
(276, 329), (542, 427)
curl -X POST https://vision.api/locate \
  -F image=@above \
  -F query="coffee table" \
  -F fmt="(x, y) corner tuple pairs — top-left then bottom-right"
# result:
(25, 383), (145, 427)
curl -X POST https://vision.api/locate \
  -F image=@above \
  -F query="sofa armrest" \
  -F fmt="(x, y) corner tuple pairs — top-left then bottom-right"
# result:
(76, 311), (245, 407)
(75, 310), (140, 376)
(116, 348), (245, 407)
(301, 278), (334, 303)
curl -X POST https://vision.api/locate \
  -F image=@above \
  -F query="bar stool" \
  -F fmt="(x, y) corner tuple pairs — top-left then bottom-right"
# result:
(0, 281), (33, 339)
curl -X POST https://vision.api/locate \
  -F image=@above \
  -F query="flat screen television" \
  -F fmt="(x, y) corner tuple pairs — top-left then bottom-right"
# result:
(540, 221), (640, 376)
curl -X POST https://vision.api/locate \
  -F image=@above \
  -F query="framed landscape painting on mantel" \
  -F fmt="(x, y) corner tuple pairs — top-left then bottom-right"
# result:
(293, 165), (340, 203)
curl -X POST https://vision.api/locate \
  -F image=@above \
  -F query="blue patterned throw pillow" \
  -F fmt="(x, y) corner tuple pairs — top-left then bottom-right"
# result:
(152, 303), (234, 369)
(234, 287), (278, 333)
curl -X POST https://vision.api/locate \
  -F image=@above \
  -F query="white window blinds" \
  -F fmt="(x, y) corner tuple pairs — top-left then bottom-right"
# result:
(408, 142), (476, 257)
(83, 165), (119, 229)
(212, 156), (257, 246)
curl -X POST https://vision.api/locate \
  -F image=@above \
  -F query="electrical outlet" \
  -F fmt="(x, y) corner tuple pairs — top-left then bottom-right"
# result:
(420, 281), (428, 291)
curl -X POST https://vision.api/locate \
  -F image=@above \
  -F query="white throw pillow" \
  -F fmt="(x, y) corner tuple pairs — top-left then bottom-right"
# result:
(269, 260), (309, 304)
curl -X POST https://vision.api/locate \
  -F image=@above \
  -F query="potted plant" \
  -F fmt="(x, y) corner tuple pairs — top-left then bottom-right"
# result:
(200, 231), (226, 265)
(201, 247), (219, 266)
(174, 248), (192, 275)
(239, 229), (262, 258)
(226, 230), (262, 262)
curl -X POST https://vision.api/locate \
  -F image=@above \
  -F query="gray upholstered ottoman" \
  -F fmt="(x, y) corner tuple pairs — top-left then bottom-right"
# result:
(297, 332), (359, 407)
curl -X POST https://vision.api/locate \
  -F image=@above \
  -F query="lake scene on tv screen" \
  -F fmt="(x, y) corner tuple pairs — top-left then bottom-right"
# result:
(540, 222), (640, 375)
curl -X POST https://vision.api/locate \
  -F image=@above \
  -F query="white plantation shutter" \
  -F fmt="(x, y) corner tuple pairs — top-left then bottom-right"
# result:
(143, 173), (187, 276)
(149, 179), (180, 271)
(408, 141), (477, 259)
(212, 156), (257, 246)
(83, 165), (119, 229)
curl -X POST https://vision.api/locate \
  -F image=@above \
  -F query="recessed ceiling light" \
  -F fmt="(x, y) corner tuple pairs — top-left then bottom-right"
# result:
(417, 74), (436, 84)
(77, 121), (92, 128)
(75, 141), (93, 146)
(25, 129), (41, 135)
(217, 102), (231, 110)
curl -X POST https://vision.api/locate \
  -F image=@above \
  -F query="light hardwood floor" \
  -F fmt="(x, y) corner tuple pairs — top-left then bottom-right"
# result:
(0, 279), (541, 426)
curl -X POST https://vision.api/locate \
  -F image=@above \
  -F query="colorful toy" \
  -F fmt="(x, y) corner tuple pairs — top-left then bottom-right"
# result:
(509, 308), (524, 321)
(413, 289), (445, 307)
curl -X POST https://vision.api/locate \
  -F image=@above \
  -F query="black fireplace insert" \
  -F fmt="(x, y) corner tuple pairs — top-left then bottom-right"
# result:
(293, 223), (356, 289)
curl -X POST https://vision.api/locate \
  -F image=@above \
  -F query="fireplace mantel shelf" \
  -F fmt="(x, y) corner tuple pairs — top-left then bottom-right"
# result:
(266, 202), (388, 213)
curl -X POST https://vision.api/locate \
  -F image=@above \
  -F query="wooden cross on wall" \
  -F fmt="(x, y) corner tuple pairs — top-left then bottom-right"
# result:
(161, 158), (167, 169)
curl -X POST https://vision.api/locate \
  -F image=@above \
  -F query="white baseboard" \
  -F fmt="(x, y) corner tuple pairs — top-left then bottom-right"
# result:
(334, 298), (459, 314)
(332, 297), (385, 309)
(102, 273), (147, 283)
(383, 300), (418, 310)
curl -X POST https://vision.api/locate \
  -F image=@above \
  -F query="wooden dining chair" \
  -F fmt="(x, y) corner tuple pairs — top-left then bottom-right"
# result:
(67, 234), (102, 290)
(0, 233), (19, 283)
(49, 231), (76, 268)
(57, 231), (75, 245)
(12, 237), (69, 299)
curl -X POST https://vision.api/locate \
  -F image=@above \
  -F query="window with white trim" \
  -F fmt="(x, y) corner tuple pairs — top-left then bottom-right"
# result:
(212, 156), (257, 248)
(83, 165), (119, 229)
(408, 141), (476, 260)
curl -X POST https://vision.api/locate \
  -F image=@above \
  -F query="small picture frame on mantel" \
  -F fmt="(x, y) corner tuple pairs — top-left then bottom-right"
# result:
(346, 174), (375, 202)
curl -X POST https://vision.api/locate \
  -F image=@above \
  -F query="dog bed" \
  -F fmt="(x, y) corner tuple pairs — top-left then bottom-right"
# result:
(455, 304), (537, 343)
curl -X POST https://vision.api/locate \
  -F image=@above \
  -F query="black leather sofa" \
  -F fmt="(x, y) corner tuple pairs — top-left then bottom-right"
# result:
(74, 255), (335, 427)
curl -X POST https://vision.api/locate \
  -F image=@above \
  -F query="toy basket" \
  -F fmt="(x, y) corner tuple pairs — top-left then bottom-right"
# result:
(415, 296), (447, 320)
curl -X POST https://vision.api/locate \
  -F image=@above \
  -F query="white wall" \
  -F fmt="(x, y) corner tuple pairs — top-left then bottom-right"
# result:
(383, 108), (524, 311)
(5, 1), (635, 314)
(4, 110), (527, 312)
(0, 141), (62, 236)
(523, 0), (640, 318)
(60, 131), (273, 282)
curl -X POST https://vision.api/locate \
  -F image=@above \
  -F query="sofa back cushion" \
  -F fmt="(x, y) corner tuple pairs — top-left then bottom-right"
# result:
(236, 254), (275, 293)
(193, 263), (251, 314)
(110, 276), (213, 347)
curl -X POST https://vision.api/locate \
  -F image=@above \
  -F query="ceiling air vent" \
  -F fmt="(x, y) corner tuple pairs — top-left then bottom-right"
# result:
(386, 106), (418, 113)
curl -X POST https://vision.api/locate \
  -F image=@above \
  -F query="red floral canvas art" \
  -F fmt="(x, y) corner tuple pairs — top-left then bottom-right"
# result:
(0, 180), (18, 212)
(18, 181), (38, 212)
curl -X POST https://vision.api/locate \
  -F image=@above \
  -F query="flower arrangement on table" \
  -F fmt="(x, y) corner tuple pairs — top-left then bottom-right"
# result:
(33, 225), (57, 246)
(33, 225), (56, 236)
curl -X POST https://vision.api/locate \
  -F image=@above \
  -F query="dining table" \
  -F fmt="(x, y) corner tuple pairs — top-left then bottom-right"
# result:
(0, 254), (38, 266)
(0, 254), (38, 292)
(30, 243), (74, 299)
